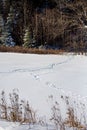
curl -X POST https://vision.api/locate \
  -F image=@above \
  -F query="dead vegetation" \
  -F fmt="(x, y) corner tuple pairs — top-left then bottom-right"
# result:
(0, 45), (64, 54)
(0, 89), (36, 124)
(50, 94), (87, 130)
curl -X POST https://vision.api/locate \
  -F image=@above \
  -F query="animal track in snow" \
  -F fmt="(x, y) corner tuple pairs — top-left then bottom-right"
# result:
(0, 55), (74, 75)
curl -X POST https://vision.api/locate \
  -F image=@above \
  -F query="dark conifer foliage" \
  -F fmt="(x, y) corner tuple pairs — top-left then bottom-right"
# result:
(0, 0), (87, 51)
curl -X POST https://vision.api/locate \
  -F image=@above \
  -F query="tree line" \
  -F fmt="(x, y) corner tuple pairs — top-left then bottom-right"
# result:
(0, 0), (87, 51)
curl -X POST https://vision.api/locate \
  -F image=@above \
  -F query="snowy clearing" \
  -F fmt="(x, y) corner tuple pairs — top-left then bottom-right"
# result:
(0, 53), (87, 129)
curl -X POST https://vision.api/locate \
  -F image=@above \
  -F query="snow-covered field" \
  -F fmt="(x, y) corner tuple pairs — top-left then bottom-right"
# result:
(0, 52), (87, 129)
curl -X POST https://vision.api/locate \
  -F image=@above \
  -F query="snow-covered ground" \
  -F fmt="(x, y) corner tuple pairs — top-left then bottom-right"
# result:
(0, 120), (55, 130)
(0, 52), (87, 129)
(0, 120), (75, 130)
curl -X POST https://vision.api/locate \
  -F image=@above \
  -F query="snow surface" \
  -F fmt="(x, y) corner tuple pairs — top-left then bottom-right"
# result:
(0, 52), (87, 129)
(0, 120), (55, 130)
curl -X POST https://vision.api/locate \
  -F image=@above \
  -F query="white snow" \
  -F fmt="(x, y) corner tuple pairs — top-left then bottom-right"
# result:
(0, 52), (87, 129)
(0, 120), (54, 130)
(0, 120), (19, 130)
(0, 127), (4, 130)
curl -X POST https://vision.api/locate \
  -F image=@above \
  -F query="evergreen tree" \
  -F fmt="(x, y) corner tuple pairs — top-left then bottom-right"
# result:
(23, 28), (33, 47)
(0, 0), (87, 50)
(4, 6), (15, 46)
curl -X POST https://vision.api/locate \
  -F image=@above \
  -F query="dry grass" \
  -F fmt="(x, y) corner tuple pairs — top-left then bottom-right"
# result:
(0, 45), (86, 55)
(50, 95), (87, 130)
(0, 45), (64, 54)
(0, 89), (36, 123)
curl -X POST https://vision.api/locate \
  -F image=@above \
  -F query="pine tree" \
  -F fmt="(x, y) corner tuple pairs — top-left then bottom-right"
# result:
(4, 6), (15, 46)
(23, 28), (33, 47)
